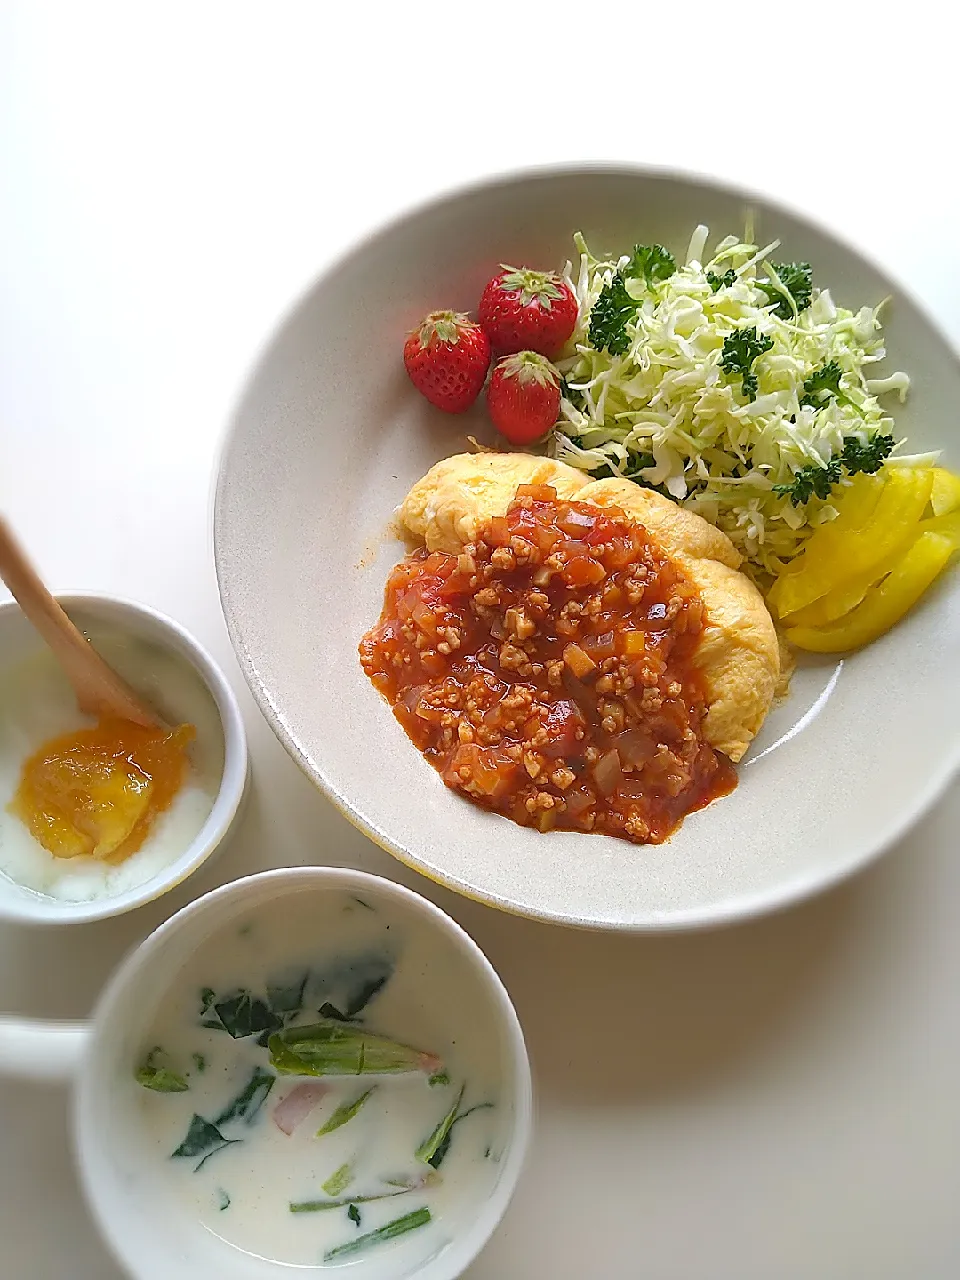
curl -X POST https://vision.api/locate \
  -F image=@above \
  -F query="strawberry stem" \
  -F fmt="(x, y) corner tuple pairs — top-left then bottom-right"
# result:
(498, 267), (564, 308)
(497, 350), (560, 387)
(416, 310), (471, 348)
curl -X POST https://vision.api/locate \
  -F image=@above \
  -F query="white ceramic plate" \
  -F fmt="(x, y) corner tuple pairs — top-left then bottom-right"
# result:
(215, 165), (960, 931)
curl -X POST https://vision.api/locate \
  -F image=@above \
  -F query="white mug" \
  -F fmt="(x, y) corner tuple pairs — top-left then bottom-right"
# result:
(0, 867), (532, 1279)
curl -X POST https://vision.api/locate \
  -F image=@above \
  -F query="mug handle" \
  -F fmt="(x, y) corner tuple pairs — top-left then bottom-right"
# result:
(0, 1016), (90, 1083)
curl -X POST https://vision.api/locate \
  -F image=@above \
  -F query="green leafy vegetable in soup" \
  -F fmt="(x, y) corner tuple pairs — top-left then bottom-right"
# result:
(268, 1020), (441, 1077)
(135, 898), (502, 1269)
(323, 1208), (432, 1262)
(316, 1086), (376, 1136)
(214, 1067), (274, 1126)
(321, 1163), (354, 1197)
(136, 1048), (188, 1093)
(171, 1115), (238, 1170)
(416, 1086), (464, 1166)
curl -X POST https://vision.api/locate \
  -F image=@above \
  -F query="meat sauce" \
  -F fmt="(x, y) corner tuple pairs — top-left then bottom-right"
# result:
(360, 485), (737, 844)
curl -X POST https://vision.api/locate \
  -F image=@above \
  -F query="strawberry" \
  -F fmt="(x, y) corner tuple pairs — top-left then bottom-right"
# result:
(486, 351), (562, 445)
(478, 266), (578, 358)
(403, 310), (491, 413)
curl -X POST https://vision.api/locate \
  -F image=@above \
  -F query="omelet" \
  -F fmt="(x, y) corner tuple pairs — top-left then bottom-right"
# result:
(398, 454), (780, 762)
(575, 477), (779, 761)
(401, 452), (590, 553)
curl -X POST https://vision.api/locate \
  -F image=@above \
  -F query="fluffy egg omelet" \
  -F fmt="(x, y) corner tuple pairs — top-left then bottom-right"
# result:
(399, 453), (780, 762)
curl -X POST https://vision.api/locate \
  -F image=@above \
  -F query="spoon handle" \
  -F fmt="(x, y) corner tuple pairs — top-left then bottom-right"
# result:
(0, 516), (158, 727)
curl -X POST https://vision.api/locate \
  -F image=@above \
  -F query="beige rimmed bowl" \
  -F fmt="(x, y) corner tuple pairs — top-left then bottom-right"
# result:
(214, 165), (960, 931)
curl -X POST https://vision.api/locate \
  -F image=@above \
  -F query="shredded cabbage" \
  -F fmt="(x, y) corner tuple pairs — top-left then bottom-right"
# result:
(550, 226), (919, 581)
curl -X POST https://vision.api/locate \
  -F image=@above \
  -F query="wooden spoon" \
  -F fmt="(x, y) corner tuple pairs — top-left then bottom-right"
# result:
(0, 516), (159, 728)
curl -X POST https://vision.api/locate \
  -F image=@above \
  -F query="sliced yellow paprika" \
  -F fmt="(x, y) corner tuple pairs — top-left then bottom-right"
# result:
(783, 563), (887, 629)
(771, 467), (933, 619)
(784, 530), (957, 653)
(930, 467), (960, 516)
(768, 473), (884, 609)
(917, 510), (960, 544)
(780, 508), (960, 628)
(768, 473), (884, 600)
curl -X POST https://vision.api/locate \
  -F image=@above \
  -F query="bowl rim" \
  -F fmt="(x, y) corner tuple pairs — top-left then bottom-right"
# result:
(0, 589), (248, 925)
(74, 865), (534, 1280)
(214, 160), (960, 933)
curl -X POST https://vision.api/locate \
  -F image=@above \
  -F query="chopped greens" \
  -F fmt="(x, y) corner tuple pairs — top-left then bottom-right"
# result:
(841, 432), (895, 475)
(800, 360), (854, 409)
(553, 225), (913, 578)
(171, 1115), (238, 1170)
(316, 1086), (376, 1136)
(136, 1048), (188, 1093)
(773, 460), (841, 505)
(323, 954), (394, 1019)
(416, 1085), (464, 1167)
(761, 260), (813, 319)
(706, 267), (736, 292)
(773, 431), (895, 505)
(267, 974), (308, 1020)
(587, 271), (636, 355)
(319, 1002), (351, 1022)
(216, 1188), (231, 1211)
(428, 1071), (450, 1088)
(347, 1203), (362, 1228)
(342, 973), (388, 1017)
(192, 1053), (206, 1074)
(269, 1021), (438, 1078)
(322, 1163), (354, 1197)
(290, 1181), (432, 1213)
(200, 989), (282, 1041)
(215, 1067), (275, 1127)
(720, 327), (773, 401)
(323, 1207), (431, 1261)
(587, 243), (676, 356)
(425, 1100), (495, 1170)
(169, 1068), (273, 1171)
(625, 243), (676, 286)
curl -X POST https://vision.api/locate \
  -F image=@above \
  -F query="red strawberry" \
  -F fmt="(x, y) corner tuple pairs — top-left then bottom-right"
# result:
(478, 266), (578, 358)
(403, 311), (491, 413)
(487, 351), (562, 445)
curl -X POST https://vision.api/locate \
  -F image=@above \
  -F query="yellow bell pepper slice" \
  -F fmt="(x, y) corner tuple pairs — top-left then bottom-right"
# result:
(767, 473), (884, 604)
(784, 530), (957, 653)
(771, 467), (933, 619)
(917, 511), (960, 544)
(784, 508), (960, 628)
(783, 564), (887, 629)
(930, 468), (960, 517)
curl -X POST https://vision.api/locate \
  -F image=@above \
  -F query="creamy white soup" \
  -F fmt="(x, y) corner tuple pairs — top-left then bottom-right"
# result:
(134, 889), (509, 1268)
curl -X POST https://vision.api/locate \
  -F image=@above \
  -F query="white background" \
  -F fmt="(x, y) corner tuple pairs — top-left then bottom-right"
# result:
(1, 4), (959, 1276)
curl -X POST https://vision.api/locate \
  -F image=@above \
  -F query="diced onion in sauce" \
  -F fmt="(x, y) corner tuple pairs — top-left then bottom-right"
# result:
(593, 748), (623, 796)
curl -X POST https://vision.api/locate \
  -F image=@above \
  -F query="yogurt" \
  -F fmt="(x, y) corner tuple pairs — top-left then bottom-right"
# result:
(0, 626), (222, 901)
(134, 889), (508, 1268)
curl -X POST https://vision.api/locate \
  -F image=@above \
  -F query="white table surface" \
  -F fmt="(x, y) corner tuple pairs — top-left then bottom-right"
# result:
(2, 5), (959, 1277)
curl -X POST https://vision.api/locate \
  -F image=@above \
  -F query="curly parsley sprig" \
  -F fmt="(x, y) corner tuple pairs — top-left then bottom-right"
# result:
(720, 327), (773, 401)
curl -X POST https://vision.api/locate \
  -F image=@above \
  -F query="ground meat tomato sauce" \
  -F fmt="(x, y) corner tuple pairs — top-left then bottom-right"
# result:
(360, 485), (737, 844)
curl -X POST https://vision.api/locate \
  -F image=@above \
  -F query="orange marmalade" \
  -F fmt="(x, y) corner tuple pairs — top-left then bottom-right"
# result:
(11, 719), (195, 862)
(360, 485), (736, 844)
